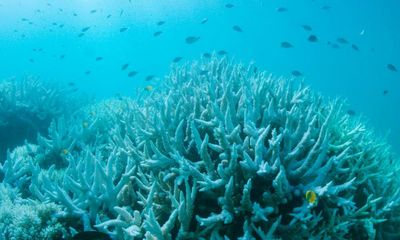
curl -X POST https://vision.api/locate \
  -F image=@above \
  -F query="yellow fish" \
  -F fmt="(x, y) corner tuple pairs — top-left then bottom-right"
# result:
(62, 149), (69, 155)
(305, 190), (317, 204)
(82, 121), (89, 128)
(145, 85), (153, 91)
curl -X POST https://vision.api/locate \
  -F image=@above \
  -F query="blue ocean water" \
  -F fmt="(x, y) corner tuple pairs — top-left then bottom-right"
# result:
(0, 0), (399, 149)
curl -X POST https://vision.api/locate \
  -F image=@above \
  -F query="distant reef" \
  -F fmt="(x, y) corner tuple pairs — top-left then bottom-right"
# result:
(0, 78), (85, 162)
(0, 57), (399, 239)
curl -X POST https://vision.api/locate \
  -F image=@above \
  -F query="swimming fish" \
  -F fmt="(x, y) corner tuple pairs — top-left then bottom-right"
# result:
(78, 33), (85, 37)
(185, 36), (200, 44)
(291, 70), (303, 77)
(337, 37), (348, 44)
(302, 25), (312, 31)
(308, 35), (318, 42)
(106, 14), (112, 19)
(387, 64), (397, 72)
(72, 231), (112, 240)
(121, 63), (129, 71)
(153, 31), (162, 37)
(157, 21), (165, 26)
(145, 85), (154, 91)
(145, 75), (155, 81)
(383, 90), (389, 96)
(217, 50), (227, 55)
(281, 41), (293, 48)
(62, 149), (69, 155)
(225, 3), (234, 8)
(203, 52), (211, 58)
(128, 71), (138, 77)
(347, 110), (356, 116)
(233, 25), (243, 32)
(82, 121), (89, 129)
(119, 27), (128, 32)
(96, 57), (103, 61)
(351, 44), (359, 51)
(81, 26), (91, 32)
(85, 70), (91, 75)
(200, 18), (208, 24)
(277, 7), (288, 12)
(321, 5), (331, 10)
(90, 9), (97, 14)
(59, 54), (65, 59)
(173, 56), (182, 63)
(305, 190), (317, 204)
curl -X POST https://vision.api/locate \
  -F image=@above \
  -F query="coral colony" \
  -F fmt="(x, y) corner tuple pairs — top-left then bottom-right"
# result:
(1, 58), (399, 239)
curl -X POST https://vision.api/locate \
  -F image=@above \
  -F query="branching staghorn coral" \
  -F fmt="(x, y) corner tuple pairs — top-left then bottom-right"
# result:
(98, 57), (399, 239)
(1, 58), (399, 239)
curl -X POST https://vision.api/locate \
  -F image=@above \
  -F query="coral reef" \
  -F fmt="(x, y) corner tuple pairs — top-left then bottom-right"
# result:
(1, 58), (399, 239)
(0, 183), (67, 239)
(0, 77), (85, 162)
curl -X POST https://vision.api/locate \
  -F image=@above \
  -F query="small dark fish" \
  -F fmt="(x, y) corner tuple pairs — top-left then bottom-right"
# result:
(232, 25), (243, 32)
(308, 35), (318, 42)
(73, 13), (78, 17)
(387, 64), (397, 72)
(120, 27), (128, 32)
(173, 56), (182, 63)
(321, 5), (331, 10)
(78, 33), (85, 37)
(21, 18), (29, 22)
(203, 52), (211, 58)
(225, 3), (234, 8)
(337, 37), (348, 44)
(59, 54), (65, 59)
(68, 82), (75, 86)
(281, 41), (293, 48)
(200, 18), (208, 24)
(153, 31), (162, 37)
(383, 90), (389, 96)
(277, 7), (288, 12)
(121, 63), (129, 71)
(90, 9), (97, 14)
(157, 21), (165, 26)
(128, 71), (138, 77)
(302, 25), (312, 31)
(85, 70), (91, 75)
(59, 24), (64, 28)
(120, 10), (124, 16)
(351, 44), (359, 51)
(52, 22), (58, 26)
(185, 36), (200, 44)
(96, 57), (103, 61)
(217, 50), (227, 55)
(81, 26), (91, 32)
(72, 231), (112, 240)
(145, 75), (155, 81)
(291, 70), (303, 77)
(347, 110), (356, 116)
(29, 58), (35, 63)
(106, 14), (112, 18)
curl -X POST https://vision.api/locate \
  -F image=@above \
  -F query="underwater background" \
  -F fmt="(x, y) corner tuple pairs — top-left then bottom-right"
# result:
(0, 0), (399, 152)
(1, 1), (400, 239)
